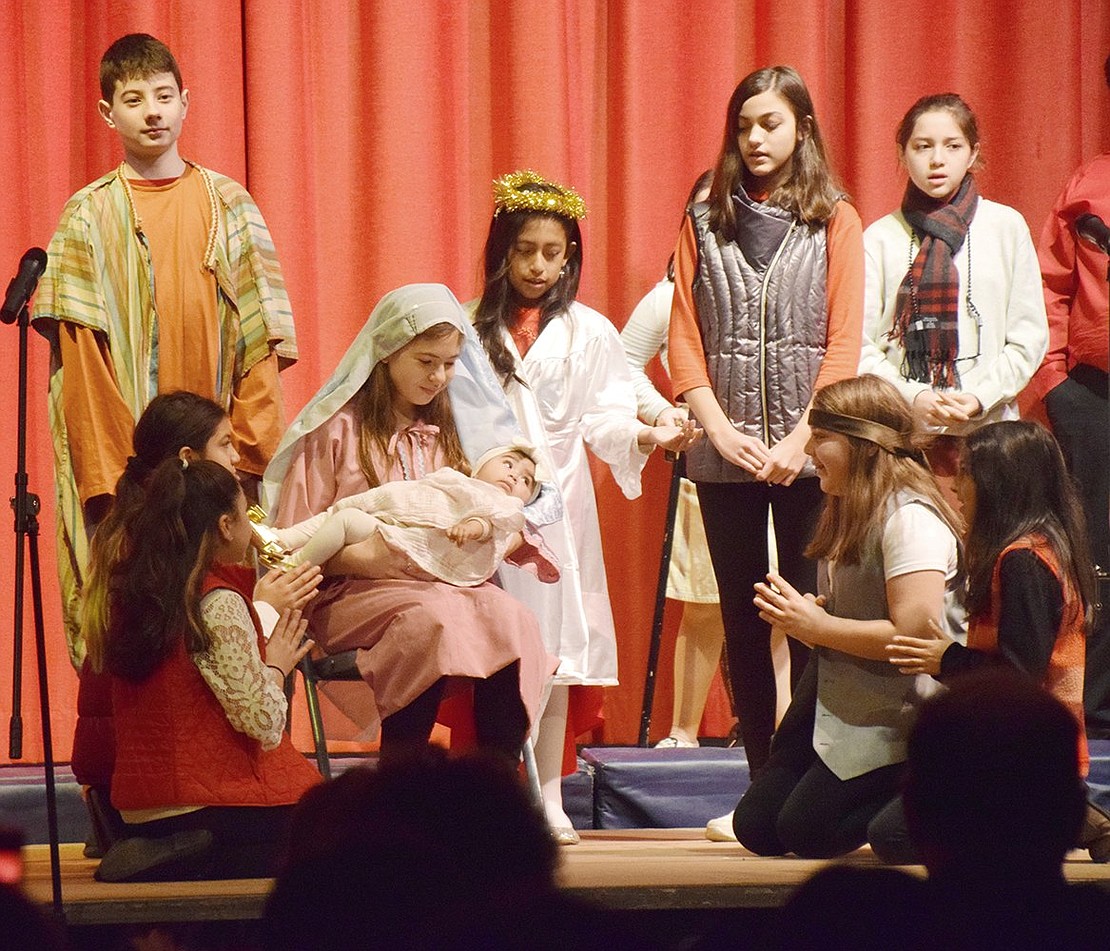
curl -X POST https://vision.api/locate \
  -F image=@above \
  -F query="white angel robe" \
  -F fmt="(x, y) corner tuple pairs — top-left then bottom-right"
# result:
(492, 301), (651, 685)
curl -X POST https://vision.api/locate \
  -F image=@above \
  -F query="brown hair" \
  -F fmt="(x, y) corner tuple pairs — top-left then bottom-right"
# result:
(666, 169), (714, 281)
(354, 323), (468, 486)
(99, 33), (182, 102)
(708, 65), (843, 233)
(100, 460), (241, 682)
(896, 93), (983, 170)
(806, 376), (959, 564)
(83, 392), (228, 671)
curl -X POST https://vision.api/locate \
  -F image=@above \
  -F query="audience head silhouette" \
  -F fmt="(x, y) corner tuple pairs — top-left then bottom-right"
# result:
(263, 748), (559, 950)
(904, 668), (1086, 879)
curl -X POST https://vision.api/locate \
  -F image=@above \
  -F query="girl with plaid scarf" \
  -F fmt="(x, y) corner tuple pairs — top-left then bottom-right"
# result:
(859, 94), (1048, 494)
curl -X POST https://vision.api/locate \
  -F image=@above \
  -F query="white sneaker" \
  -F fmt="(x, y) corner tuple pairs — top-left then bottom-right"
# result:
(705, 811), (737, 842)
(653, 735), (700, 749)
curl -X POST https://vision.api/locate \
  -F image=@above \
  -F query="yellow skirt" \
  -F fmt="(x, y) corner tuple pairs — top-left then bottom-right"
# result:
(665, 478), (719, 604)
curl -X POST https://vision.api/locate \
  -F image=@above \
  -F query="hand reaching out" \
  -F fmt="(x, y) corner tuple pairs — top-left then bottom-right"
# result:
(654, 405), (689, 427)
(639, 418), (701, 453)
(886, 617), (952, 676)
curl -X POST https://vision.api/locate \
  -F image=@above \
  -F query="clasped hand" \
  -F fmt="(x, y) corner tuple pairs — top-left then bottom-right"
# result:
(711, 428), (808, 484)
(713, 428), (771, 475)
(913, 390), (982, 428)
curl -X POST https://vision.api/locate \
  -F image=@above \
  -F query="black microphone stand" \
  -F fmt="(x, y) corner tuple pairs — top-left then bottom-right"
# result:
(3, 275), (63, 919)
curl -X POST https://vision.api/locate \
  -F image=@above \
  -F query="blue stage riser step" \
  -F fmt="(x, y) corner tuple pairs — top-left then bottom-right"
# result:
(6, 741), (1110, 842)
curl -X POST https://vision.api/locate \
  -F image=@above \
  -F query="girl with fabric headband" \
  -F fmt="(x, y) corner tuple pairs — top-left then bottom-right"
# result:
(735, 374), (964, 859)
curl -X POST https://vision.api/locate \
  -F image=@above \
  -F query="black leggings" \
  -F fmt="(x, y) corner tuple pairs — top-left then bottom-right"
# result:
(125, 804), (296, 879)
(379, 661), (528, 761)
(733, 655), (905, 858)
(696, 478), (822, 772)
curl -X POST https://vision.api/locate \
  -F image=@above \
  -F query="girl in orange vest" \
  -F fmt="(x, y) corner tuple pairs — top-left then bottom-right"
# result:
(87, 459), (321, 880)
(886, 420), (1110, 861)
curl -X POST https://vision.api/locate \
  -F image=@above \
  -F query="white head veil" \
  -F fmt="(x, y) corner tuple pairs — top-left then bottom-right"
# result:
(261, 283), (528, 511)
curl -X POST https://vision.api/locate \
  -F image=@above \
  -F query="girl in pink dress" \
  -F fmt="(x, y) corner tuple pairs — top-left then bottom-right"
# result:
(263, 284), (556, 758)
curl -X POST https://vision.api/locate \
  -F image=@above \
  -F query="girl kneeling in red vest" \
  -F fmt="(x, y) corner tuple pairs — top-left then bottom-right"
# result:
(884, 420), (1110, 862)
(87, 458), (320, 881)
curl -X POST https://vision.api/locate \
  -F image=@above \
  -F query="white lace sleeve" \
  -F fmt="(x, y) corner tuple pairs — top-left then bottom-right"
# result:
(194, 588), (288, 750)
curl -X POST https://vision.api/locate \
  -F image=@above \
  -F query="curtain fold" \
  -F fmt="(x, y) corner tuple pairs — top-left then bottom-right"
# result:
(0, 0), (1106, 760)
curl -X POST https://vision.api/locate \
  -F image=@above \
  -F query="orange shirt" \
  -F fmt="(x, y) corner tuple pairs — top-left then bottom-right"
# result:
(133, 168), (221, 397)
(668, 199), (864, 405)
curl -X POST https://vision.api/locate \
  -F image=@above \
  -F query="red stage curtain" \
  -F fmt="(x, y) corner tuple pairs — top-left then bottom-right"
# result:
(0, 0), (1107, 762)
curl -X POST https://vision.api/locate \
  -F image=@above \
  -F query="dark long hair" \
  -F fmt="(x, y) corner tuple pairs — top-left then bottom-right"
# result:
(83, 392), (229, 671)
(104, 459), (242, 682)
(473, 181), (584, 386)
(962, 421), (1094, 630)
(708, 65), (842, 236)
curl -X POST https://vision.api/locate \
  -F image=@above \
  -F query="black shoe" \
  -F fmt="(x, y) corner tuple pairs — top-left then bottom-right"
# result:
(1078, 802), (1110, 863)
(94, 829), (214, 883)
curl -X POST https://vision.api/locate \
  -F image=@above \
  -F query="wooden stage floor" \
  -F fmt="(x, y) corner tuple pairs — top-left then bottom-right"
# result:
(22, 829), (1110, 927)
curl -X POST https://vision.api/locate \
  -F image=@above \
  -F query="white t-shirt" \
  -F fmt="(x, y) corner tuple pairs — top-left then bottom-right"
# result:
(882, 502), (960, 583)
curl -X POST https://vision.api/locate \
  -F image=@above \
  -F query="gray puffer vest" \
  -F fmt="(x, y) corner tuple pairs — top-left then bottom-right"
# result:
(684, 193), (827, 483)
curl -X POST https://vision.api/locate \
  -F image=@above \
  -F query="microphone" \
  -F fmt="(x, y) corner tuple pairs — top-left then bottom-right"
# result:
(0, 248), (48, 325)
(1076, 213), (1110, 255)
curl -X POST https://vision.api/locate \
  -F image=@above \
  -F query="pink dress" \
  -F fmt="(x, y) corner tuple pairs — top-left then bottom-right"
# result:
(274, 402), (555, 736)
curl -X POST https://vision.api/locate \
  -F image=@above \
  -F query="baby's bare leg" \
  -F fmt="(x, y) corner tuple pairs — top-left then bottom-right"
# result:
(293, 509), (383, 568)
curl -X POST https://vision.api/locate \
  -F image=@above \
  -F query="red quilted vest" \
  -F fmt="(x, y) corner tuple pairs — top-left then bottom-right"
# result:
(111, 563), (319, 810)
(968, 534), (1089, 777)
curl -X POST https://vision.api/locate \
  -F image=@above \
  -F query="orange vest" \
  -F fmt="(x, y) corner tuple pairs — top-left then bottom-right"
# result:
(968, 535), (1089, 776)
(111, 563), (319, 810)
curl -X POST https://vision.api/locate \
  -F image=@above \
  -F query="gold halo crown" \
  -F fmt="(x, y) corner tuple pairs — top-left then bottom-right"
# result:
(492, 169), (588, 221)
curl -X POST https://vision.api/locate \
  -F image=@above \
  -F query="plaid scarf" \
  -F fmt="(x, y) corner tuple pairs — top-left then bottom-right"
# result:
(889, 174), (979, 388)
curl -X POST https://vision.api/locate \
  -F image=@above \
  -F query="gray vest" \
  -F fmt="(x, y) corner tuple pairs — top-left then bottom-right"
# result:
(684, 195), (828, 483)
(812, 494), (964, 780)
